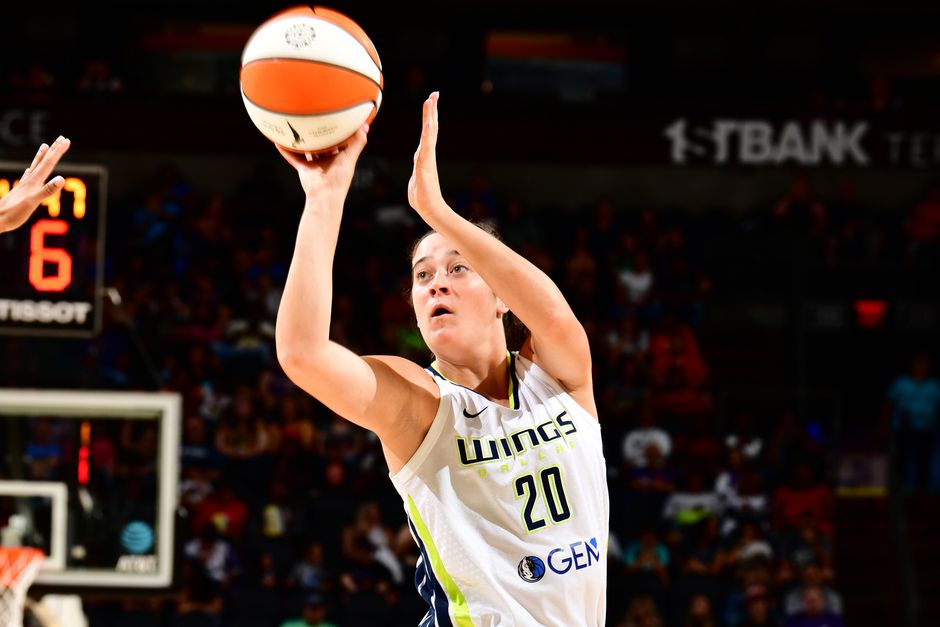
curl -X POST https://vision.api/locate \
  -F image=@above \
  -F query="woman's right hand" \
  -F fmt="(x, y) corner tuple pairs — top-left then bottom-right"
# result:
(276, 124), (369, 208)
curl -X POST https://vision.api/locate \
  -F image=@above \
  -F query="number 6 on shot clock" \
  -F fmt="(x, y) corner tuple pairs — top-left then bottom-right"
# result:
(0, 162), (106, 337)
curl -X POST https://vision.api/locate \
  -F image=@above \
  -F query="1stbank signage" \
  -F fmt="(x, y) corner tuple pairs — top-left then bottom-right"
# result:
(664, 118), (940, 168)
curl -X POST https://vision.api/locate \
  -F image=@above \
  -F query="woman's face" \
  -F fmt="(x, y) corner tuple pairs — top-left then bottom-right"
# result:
(410, 232), (507, 358)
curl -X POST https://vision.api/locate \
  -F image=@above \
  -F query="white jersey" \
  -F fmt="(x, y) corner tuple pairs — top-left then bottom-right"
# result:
(390, 352), (609, 627)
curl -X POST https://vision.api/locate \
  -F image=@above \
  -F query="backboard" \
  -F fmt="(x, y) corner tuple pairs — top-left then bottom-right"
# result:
(0, 390), (180, 589)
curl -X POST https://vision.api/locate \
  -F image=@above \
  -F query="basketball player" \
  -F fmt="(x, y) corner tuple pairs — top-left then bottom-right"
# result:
(0, 136), (71, 233)
(276, 92), (609, 626)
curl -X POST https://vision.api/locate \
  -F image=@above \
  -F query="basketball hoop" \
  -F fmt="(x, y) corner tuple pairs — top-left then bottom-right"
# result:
(0, 547), (45, 627)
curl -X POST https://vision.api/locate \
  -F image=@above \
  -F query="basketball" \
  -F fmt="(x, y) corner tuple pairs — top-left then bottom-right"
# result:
(240, 5), (383, 155)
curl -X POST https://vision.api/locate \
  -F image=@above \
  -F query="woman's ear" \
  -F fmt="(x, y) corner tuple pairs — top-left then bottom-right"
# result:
(496, 296), (510, 318)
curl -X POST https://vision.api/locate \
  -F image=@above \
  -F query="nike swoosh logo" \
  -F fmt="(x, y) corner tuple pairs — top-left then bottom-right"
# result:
(462, 407), (486, 418)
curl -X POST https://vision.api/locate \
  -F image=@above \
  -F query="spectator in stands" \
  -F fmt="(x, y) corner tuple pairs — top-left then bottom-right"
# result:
(338, 562), (396, 627)
(772, 174), (829, 241)
(773, 462), (834, 537)
(663, 471), (722, 551)
(256, 480), (300, 576)
(778, 513), (834, 585)
(680, 516), (727, 579)
(194, 482), (249, 543)
(174, 558), (223, 625)
(619, 250), (655, 310)
(783, 564), (843, 617)
(623, 405), (673, 469)
(720, 468), (771, 537)
(673, 516), (726, 623)
(726, 521), (775, 569)
(683, 593), (718, 627)
(24, 418), (63, 481)
(623, 528), (669, 586)
(501, 197), (543, 250)
(622, 441), (678, 537)
(617, 595), (666, 627)
(884, 351), (940, 493)
(623, 527), (671, 589)
(453, 169), (501, 222)
(184, 523), (241, 591)
(180, 414), (221, 477)
(783, 586), (845, 627)
(723, 554), (777, 627)
(649, 313), (712, 421)
(740, 585), (780, 627)
(280, 594), (338, 627)
(279, 395), (318, 453)
(715, 447), (746, 509)
(217, 299), (277, 377)
(340, 501), (403, 586)
(904, 183), (940, 266)
(565, 227), (601, 317)
(725, 412), (765, 462)
(675, 414), (723, 478)
(118, 422), (159, 494)
(180, 465), (214, 521)
(225, 552), (282, 627)
(215, 388), (271, 495)
(287, 541), (331, 597)
(604, 354), (648, 434)
(766, 410), (817, 487)
(826, 176), (874, 266)
(608, 314), (651, 365)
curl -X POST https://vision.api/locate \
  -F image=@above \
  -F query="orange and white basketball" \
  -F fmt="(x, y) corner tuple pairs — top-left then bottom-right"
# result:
(240, 6), (383, 154)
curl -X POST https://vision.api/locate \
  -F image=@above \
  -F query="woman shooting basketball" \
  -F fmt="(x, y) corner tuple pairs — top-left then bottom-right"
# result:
(275, 92), (609, 626)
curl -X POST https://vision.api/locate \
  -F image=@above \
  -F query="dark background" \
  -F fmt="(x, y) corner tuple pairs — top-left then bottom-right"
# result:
(1, 2), (938, 626)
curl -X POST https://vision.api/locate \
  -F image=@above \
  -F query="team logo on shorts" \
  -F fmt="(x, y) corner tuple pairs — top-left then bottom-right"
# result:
(517, 556), (545, 583)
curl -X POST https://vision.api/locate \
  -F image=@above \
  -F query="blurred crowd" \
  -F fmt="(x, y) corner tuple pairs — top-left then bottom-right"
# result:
(1, 9), (940, 625)
(3, 153), (939, 627)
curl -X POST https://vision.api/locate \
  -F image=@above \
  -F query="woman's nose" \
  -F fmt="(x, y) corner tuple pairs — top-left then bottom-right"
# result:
(429, 273), (450, 296)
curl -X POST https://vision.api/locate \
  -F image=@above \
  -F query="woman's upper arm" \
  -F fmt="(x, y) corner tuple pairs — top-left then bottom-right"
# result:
(278, 341), (439, 446)
(522, 321), (596, 417)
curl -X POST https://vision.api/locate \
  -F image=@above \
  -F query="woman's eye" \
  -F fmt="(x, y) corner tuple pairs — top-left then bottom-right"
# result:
(416, 271), (428, 281)
(451, 264), (467, 274)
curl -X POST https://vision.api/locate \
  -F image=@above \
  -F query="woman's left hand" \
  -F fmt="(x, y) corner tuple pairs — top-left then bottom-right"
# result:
(407, 92), (447, 219)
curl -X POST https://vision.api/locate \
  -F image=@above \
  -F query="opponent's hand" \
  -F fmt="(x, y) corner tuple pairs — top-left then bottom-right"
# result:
(276, 125), (369, 208)
(407, 91), (447, 217)
(0, 136), (71, 233)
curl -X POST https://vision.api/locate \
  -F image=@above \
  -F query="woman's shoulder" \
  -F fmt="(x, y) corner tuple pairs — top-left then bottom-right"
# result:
(513, 350), (561, 389)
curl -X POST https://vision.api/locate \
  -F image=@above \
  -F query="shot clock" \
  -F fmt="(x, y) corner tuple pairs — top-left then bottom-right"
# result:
(0, 162), (106, 337)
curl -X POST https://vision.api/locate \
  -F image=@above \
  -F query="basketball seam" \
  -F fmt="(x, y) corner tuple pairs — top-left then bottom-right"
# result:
(311, 7), (383, 71)
(241, 91), (380, 117)
(241, 57), (384, 93)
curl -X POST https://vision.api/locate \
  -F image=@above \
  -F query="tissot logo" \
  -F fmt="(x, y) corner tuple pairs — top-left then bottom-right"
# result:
(462, 407), (486, 418)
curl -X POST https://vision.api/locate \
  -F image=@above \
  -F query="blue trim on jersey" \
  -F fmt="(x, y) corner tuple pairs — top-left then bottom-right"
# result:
(409, 517), (454, 627)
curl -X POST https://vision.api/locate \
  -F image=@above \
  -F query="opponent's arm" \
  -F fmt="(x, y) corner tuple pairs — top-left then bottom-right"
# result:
(0, 137), (70, 233)
(275, 129), (438, 459)
(407, 93), (593, 409)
